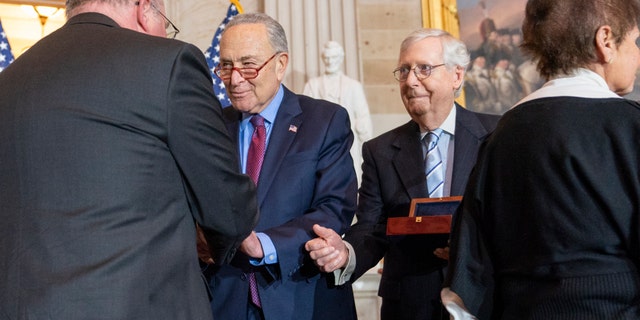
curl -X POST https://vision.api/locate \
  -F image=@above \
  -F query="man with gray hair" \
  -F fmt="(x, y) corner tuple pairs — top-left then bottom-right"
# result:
(0, 0), (259, 318)
(204, 12), (358, 320)
(305, 28), (500, 320)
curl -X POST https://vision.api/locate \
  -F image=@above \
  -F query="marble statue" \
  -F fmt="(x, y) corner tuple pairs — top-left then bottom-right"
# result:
(304, 41), (373, 184)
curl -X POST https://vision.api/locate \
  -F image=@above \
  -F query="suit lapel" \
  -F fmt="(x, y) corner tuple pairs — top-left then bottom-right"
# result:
(390, 105), (492, 199)
(256, 89), (302, 204)
(222, 107), (242, 168)
(451, 104), (489, 195)
(392, 121), (428, 199)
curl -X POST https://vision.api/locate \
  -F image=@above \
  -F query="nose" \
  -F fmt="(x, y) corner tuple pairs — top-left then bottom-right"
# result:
(404, 69), (421, 86)
(229, 68), (246, 84)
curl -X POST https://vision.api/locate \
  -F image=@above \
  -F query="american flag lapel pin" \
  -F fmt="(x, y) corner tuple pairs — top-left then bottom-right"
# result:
(288, 125), (298, 133)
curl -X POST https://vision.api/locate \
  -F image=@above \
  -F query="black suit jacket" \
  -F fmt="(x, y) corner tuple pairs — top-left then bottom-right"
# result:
(0, 13), (258, 319)
(343, 104), (500, 319)
(209, 87), (358, 320)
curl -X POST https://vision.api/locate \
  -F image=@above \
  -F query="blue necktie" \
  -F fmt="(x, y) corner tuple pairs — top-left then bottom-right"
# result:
(424, 129), (444, 198)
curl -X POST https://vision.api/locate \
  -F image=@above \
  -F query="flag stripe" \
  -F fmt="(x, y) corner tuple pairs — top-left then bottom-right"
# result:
(0, 19), (15, 72)
(204, 3), (241, 108)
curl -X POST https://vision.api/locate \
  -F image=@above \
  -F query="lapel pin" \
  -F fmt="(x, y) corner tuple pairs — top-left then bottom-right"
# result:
(288, 125), (298, 133)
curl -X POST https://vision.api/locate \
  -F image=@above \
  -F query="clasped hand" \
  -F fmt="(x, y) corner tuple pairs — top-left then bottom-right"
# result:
(197, 226), (264, 265)
(304, 224), (348, 272)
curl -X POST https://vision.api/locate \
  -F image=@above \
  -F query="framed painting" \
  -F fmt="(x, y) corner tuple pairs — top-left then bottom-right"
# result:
(456, 0), (540, 115)
(454, 0), (640, 114)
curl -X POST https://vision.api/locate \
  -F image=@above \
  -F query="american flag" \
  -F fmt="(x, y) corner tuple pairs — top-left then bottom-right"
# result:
(204, 2), (243, 108)
(0, 19), (15, 73)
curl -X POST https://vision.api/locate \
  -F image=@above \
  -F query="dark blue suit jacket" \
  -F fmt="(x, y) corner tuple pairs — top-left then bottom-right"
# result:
(209, 87), (358, 320)
(343, 104), (500, 320)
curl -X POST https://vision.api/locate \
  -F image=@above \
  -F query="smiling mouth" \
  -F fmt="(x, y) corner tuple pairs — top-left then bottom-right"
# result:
(229, 90), (250, 98)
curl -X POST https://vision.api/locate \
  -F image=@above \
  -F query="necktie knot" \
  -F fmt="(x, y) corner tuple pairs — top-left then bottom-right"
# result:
(250, 114), (265, 128)
(424, 128), (442, 149)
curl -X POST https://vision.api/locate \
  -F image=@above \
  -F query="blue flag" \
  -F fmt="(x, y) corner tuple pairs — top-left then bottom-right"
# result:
(0, 20), (15, 72)
(204, 2), (242, 108)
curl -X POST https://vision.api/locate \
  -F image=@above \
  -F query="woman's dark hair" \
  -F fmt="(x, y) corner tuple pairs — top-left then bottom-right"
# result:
(521, 0), (640, 79)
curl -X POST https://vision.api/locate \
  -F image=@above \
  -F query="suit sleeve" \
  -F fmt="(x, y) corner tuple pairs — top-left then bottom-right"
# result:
(444, 143), (495, 317)
(265, 105), (358, 279)
(342, 140), (390, 281)
(165, 43), (258, 265)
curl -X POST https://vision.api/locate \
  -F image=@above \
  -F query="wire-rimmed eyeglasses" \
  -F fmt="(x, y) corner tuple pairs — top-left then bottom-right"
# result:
(393, 63), (445, 81)
(214, 53), (279, 80)
(149, 2), (180, 39)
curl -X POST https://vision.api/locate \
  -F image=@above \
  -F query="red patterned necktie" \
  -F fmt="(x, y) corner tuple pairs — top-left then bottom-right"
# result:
(246, 115), (266, 184)
(246, 114), (265, 308)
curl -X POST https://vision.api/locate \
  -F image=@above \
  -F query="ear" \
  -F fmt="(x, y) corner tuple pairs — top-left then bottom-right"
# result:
(135, 0), (152, 33)
(452, 65), (464, 90)
(595, 25), (616, 64)
(275, 53), (289, 82)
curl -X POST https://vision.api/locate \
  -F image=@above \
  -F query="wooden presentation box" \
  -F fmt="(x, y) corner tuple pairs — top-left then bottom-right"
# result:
(386, 196), (462, 235)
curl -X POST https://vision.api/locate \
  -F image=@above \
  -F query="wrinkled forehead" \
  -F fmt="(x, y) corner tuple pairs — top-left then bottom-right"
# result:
(220, 24), (273, 57)
(398, 37), (443, 65)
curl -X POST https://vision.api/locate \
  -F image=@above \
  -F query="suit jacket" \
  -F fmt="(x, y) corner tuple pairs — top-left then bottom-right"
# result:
(209, 87), (358, 320)
(0, 13), (258, 319)
(343, 104), (500, 319)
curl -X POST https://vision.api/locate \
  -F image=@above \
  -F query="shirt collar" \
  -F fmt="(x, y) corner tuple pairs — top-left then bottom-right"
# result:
(514, 68), (620, 107)
(420, 104), (456, 138)
(242, 84), (285, 124)
(440, 104), (456, 136)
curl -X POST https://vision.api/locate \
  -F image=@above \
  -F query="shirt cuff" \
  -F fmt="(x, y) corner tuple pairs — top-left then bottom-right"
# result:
(332, 240), (356, 286)
(249, 232), (277, 265)
(441, 287), (478, 320)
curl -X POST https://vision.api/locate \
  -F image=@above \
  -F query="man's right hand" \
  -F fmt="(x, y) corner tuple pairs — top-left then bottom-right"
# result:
(304, 224), (348, 272)
(196, 224), (215, 265)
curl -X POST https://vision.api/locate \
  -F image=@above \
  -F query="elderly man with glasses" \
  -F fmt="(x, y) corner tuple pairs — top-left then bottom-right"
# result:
(202, 12), (358, 320)
(305, 28), (500, 320)
(0, 0), (260, 318)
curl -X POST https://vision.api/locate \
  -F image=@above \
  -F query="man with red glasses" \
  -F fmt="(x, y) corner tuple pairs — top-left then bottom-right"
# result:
(203, 12), (358, 320)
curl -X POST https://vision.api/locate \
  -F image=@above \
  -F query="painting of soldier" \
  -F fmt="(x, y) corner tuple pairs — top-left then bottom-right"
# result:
(458, 0), (543, 115)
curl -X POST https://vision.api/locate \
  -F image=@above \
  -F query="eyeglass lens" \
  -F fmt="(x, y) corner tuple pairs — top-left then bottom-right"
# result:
(393, 64), (445, 81)
(215, 53), (278, 80)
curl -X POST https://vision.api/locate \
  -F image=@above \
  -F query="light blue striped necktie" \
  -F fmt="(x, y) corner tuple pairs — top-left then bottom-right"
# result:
(424, 129), (444, 198)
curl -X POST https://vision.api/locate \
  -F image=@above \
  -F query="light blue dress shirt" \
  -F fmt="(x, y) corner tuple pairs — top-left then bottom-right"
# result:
(238, 85), (285, 265)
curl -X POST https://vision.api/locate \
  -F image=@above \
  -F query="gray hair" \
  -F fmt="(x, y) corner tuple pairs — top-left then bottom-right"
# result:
(400, 28), (470, 97)
(66, 0), (135, 19)
(225, 13), (289, 53)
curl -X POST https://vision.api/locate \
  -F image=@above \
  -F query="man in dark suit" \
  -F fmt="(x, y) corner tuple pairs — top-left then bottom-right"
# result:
(305, 29), (500, 320)
(0, 0), (258, 319)
(203, 13), (358, 320)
